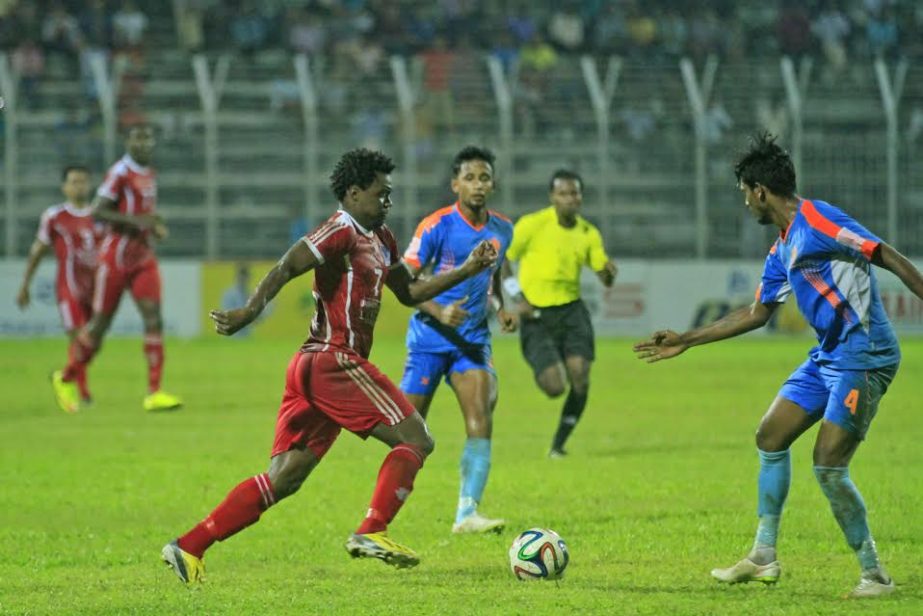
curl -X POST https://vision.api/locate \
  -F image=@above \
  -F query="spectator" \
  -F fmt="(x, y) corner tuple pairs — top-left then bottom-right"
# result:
(80, 0), (112, 50)
(11, 37), (44, 109)
(812, 1), (851, 80)
(866, 6), (898, 59)
(288, 8), (327, 56)
(547, 1), (585, 54)
(776, 2), (812, 59)
(175, 0), (207, 53)
(593, 2), (627, 55)
(230, 1), (270, 56)
(112, 0), (148, 50)
(506, 0), (537, 45)
(41, 3), (83, 59)
(420, 34), (456, 136)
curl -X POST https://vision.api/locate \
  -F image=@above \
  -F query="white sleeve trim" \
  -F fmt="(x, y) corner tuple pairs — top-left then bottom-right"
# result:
(302, 237), (324, 264)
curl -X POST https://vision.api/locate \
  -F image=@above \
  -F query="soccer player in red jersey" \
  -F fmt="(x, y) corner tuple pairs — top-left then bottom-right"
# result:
(18, 166), (100, 406)
(50, 124), (182, 414)
(161, 149), (498, 585)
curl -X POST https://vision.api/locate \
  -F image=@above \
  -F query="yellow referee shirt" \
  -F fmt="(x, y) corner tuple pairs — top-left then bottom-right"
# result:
(507, 206), (610, 308)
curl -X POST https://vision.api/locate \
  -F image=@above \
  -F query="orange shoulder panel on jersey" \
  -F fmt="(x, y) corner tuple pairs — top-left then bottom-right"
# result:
(768, 240), (778, 255)
(489, 210), (512, 223)
(800, 199), (841, 239)
(801, 199), (878, 259)
(413, 205), (455, 238)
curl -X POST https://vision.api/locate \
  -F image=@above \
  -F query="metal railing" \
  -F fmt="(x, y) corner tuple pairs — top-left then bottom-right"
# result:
(1, 53), (920, 260)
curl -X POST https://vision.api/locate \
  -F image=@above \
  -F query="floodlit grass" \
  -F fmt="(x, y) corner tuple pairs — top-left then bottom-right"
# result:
(1, 334), (921, 614)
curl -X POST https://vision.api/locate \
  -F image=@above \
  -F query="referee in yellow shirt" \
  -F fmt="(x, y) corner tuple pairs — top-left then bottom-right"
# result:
(504, 170), (617, 457)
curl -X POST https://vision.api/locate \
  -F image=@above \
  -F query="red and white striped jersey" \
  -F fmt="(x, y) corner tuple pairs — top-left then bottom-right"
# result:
(96, 154), (157, 253)
(36, 202), (101, 301)
(300, 209), (402, 359)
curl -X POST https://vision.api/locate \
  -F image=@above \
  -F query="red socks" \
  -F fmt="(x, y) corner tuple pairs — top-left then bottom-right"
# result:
(63, 331), (97, 383)
(356, 444), (426, 535)
(177, 473), (276, 558)
(144, 333), (164, 393)
(74, 364), (91, 401)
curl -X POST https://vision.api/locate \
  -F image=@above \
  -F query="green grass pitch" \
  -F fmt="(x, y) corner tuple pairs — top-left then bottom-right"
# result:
(1, 334), (921, 614)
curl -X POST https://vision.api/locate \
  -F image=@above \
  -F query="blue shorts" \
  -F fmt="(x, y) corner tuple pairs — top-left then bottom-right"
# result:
(400, 345), (494, 396)
(779, 358), (898, 440)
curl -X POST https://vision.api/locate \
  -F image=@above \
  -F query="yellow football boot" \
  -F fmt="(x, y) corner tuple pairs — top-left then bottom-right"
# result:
(143, 390), (183, 412)
(345, 532), (420, 569)
(50, 370), (80, 414)
(161, 541), (205, 586)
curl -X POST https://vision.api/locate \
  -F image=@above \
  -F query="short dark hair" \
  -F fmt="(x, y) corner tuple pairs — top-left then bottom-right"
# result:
(452, 145), (495, 177)
(548, 169), (583, 192)
(61, 165), (90, 182)
(734, 132), (796, 197)
(329, 148), (395, 201)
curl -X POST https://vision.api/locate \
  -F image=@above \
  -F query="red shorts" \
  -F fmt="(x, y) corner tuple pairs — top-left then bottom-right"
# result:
(271, 350), (416, 459)
(93, 239), (161, 316)
(57, 288), (92, 332)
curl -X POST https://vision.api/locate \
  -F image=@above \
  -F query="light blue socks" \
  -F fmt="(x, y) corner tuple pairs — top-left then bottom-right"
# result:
(456, 438), (491, 523)
(814, 465), (881, 572)
(753, 448), (791, 553)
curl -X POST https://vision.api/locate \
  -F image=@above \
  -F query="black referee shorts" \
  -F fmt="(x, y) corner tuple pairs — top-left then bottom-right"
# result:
(519, 299), (595, 378)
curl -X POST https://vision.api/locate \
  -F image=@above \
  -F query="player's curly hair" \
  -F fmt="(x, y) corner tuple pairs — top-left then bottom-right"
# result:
(329, 148), (396, 201)
(452, 145), (495, 177)
(734, 132), (797, 197)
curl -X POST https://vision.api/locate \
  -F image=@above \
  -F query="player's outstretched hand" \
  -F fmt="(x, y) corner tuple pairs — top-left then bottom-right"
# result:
(152, 222), (169, 241)
(16, 285), (30, 310)
(462, 240), (498, 275)
(598, 261), (618, 287)
(209, 307), (256, 336)
(633, 330), (688, 363)
(497, 307), (517, 333)
(438, 296), (469, 328)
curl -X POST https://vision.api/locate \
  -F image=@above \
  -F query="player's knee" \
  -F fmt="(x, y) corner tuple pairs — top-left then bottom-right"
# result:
(414, 432), (435, 457)
(539, 379), (566, 398)
(754, 426), (787, 452)
(271, 465), (310, 500)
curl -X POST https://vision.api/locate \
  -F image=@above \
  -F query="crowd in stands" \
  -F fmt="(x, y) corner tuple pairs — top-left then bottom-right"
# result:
(0, 0), (920, 113)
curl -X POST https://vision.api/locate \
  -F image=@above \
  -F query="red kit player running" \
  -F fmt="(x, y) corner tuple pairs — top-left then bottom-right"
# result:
(50, 124), (182, 414)
(161, 149), (498, 585)
(18, 166), (100, 405)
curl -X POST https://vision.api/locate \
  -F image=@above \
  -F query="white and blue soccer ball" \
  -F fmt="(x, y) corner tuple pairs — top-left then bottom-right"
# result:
(508, 528), (569, 581)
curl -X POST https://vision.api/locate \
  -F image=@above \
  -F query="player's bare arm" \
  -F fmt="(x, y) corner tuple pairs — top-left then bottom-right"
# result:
(873, 242), (923, 300)
(416, 296), (470, 328)
(633, 301), (778, 363)
(597, 261), (618, 287)
(500, 260), (535, 318)
(17, 239), (51, 309)
(210, 240), (319, 335)
(92, 195), (165, 238)
(388, 240), (497, 306)
(491, 266), (517, 332)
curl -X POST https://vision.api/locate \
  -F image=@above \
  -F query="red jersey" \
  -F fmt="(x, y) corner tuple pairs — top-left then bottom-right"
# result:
(36, 202), (100, 302)
(301, 210), (402, 359)
(96, 154), (157, 266)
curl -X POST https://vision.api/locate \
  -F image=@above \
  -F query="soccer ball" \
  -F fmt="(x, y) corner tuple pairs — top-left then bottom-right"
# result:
(508, 528), (569, 581)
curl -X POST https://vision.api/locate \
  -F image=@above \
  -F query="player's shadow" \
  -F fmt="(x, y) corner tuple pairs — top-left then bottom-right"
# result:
(583, 440), (742, 459)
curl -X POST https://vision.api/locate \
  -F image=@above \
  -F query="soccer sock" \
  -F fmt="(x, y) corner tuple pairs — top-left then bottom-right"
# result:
(456, 437), (491, 523)
(63, 331), (98, 382)
(813, 465), (882, 572)
(74, 364), (91, 401)
(551, 389), (588, 451)
(177, 473), (276, 558)
(144, 333), (164, 393)
(751, 448), (790, 561)
(356, 444), (425, 535)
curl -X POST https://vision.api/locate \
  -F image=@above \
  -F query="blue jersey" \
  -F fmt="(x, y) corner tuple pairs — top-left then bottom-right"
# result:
(757, 199), (900, 369)
(403, 203), (514, 352)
